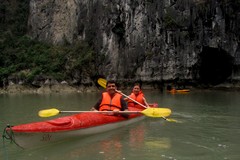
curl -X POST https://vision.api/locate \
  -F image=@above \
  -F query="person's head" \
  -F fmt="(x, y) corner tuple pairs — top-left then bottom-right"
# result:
(106, 80), (117, 96)
(132, 83), (142, 95)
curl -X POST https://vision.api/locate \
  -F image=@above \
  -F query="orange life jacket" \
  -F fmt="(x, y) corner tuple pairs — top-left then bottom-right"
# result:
(99, 92), (122, 111)
(127, 92), (145, 109)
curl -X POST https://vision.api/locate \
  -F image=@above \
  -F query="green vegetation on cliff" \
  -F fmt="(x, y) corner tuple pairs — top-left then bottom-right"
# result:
(0, 0), (97, 87)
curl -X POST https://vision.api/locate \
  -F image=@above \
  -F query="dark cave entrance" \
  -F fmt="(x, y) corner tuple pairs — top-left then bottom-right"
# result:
(199, 47), (233, 85)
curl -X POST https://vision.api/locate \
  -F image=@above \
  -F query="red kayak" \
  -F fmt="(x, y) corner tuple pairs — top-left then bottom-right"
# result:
(3, 105), (160, 148)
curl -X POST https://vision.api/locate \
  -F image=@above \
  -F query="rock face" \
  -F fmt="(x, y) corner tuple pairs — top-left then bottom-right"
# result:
(28, 0), (79, 44)
(28, 0), (240, 85)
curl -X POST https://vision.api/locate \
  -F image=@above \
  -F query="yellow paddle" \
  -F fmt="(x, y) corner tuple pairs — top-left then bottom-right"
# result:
(38, 107), (172, 118)
(97, 78), (179, 122)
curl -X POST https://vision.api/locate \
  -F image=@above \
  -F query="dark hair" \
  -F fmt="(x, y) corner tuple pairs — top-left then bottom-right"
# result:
(133, 82), (141, 89)
(106, 80), (117, 86)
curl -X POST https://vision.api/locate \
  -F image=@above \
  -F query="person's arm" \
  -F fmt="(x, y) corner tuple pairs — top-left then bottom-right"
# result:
(120, 97), (129, 118)
(142, 97), (150, 108)
(120, 97), (128, 111)
(91, 97), (102, 111)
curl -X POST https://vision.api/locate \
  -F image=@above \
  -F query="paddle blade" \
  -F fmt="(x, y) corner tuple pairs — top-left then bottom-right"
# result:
(141, 108), (171, 118)
(97, 78), (107, 88)
(38, 108), (60, 117)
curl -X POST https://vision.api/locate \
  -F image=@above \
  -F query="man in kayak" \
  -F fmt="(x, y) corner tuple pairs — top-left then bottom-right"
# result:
(92, 80), (128, 117)
(125, 83), (150, 109)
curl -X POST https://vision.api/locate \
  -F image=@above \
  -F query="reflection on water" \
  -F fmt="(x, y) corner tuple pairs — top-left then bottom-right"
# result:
(1, 90), (240, 160)
(145, 138), (171, 149)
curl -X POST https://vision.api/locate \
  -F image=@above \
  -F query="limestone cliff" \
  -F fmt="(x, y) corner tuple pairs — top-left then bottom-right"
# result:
(28, 0), (240, 86)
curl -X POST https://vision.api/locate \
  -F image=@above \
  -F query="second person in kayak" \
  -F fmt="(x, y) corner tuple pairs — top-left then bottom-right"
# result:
(125, 83), (150, 109)
(92, 80), (128, 115)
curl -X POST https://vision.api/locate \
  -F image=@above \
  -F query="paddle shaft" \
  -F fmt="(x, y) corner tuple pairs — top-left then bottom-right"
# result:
(116, 90), (147, 109)
(116, 88), (176, 121)
(118, 92), (175, 121)
(60, 110), (142, 114)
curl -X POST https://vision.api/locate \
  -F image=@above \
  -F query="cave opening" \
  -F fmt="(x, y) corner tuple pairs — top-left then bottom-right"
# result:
(199, 47), (233, 85)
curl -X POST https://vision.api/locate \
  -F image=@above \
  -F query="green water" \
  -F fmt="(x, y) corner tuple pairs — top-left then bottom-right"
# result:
(0, 89), (240, 160)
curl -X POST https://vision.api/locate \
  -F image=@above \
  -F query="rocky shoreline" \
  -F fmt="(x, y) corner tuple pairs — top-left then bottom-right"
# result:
(0, 84), (100, 94)
(1, 82), (240, 94)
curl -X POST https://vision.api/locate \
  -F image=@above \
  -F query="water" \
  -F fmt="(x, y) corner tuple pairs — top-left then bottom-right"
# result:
(0, 89), (240, 160)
